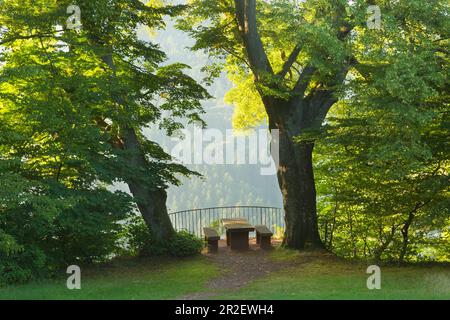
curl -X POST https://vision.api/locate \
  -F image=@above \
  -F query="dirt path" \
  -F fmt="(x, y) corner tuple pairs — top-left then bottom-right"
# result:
(177, 239), (309, 300)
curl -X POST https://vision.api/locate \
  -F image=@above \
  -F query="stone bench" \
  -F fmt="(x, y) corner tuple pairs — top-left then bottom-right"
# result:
(255, 225), (273, 249)
(203, 227), (220, 253)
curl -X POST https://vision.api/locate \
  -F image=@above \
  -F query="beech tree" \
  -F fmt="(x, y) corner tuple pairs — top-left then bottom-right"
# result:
(179, 0), (449, 249)
(0, 0), (209, 244)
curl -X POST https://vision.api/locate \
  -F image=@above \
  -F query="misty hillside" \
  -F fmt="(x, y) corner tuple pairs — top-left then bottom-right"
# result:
(138, 20), (283, 212)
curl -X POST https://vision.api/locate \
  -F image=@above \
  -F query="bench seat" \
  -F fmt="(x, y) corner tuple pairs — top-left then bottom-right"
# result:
(255, 225), (273, 249)
(204, 227), (220, 253)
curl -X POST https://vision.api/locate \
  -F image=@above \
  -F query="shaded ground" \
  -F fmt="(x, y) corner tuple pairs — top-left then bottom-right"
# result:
(1, 243), (448, 300)
(0, 257), (218, 300)
(217, 256), (450, 300)
(178, 239), (318, 299)
(178, 240), (450, 300)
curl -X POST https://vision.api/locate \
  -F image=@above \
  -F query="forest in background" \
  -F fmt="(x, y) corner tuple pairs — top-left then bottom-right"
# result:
(143, 20), (283, 212)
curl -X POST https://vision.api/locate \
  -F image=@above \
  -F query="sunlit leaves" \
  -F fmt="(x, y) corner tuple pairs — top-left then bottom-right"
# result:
(0, 0), (210, 283)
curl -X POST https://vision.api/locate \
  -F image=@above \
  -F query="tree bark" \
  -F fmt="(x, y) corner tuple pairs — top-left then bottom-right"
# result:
(278, 135), (322, 249)
(399, 222), (411, 263)
(399, 209), (417, 262)
(374, 224), (397, 262)
(122, 128), (175, 242)
(399, 201), (431, 262)
(270, 104), (323, 249)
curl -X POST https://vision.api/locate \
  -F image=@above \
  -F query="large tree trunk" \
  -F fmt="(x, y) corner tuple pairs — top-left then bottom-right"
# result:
(232, 0), (347, 250)
(276, 127), (323, 249)
(122, 128), (175, 243)
(264, 97), (324, 250)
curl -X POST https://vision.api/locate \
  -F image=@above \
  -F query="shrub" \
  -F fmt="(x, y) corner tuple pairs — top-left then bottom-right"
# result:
(126, 217), (203, 257)
(126, 215), (168, 256)
(0, 247), (47, 286)
(45, 190), (132, 265)
(0, 186), (133, 286)
(167, 231), (204, 257)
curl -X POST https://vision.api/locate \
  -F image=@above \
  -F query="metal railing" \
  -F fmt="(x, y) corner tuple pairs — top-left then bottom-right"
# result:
(169, 206), (284, 237)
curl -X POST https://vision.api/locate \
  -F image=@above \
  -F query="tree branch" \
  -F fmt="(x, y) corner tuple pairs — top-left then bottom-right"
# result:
(310, 62), (351, 123)
(293, 64), (316, 96)
(0, 31), (64, 46)
(222, 46), (252, 69)
(234, 0), (273, 78)
(277, 44), (302, 78)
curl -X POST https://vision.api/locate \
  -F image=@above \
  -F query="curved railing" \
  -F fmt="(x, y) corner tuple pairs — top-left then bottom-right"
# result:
(169, 206), (284, 237)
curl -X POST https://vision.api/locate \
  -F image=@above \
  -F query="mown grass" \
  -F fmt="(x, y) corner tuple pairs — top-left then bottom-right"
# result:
(0, 256), (219, 300)
(214, 249), (450, 300)
(1, 250), (449, 300)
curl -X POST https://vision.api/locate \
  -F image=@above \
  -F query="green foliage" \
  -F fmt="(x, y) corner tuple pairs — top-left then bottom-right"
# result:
(224, 71), (266, 130)
(312, 8), (450, 261)
(210, 219), (225, 235)
(126, 215), (168, 256)
(0, 186), (132, 285)
(45, 190), (133, 265)
(179, 0), (356, 128)
(126, 216), (203, 257)
(0, 247), (47, 286)
(167, 230), (204, 257)
(180, 0), (449, 261)
(0, 0), (209, 285)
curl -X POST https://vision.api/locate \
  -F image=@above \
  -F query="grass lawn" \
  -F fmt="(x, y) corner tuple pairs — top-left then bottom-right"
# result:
(213, 249), (450, 300)
(1, 249), (449, 300)
(0, 256), (219, 300)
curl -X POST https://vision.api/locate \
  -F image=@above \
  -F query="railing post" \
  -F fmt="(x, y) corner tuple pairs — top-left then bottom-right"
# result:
(199, 210), (202, 237)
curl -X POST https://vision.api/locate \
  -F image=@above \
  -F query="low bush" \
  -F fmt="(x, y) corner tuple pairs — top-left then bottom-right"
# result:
(0, 187), (132, 286)
(167, 231), (204, 257)
(126, 217), (203, 257)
